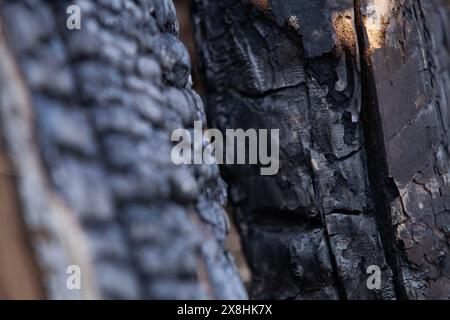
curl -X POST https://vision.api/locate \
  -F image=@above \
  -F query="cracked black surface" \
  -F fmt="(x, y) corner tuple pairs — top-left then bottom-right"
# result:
(194, 0), (450, 299)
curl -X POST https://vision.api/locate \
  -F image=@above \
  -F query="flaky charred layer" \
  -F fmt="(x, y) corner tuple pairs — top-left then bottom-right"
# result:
(359, 0), (450, 299)
(0, 0), (246, 299)
(195, 0), (450, 300)
(194, 0), (397, 299)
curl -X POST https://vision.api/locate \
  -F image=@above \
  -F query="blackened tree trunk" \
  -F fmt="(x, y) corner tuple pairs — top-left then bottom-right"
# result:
(193, 0), (450, 300)
(0, 0), (246, 299)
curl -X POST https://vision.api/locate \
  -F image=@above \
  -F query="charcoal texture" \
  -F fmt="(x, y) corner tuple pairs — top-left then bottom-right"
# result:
(193, 0), (450, 299)
(0, 0), (246, 299)
(0, 0), (449, 301)
(359, 0), (450, 299)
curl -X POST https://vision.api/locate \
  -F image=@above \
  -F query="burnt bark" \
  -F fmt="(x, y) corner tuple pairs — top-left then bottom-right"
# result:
(193, 0), (450, 299)
(0, 0), (449, 301)
(359, 0), (450, 299)
(0, 0), (246, 299)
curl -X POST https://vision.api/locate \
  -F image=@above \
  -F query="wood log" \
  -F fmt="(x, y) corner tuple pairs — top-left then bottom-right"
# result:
(193, 0), (450, 299)
(0, 0), (246, 299)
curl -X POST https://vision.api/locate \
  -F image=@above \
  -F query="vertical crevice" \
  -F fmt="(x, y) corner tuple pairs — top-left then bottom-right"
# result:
(313, 190), (349, 300)
(304, 84), (348, 301)
(353, 0), (407, 300)
(174, 0), (252, 296)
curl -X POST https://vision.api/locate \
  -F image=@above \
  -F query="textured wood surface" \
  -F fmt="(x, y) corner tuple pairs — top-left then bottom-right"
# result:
(360, 0), (450, 299)
(0, 0), (246, 299)
(0, 0), (448, 300)
(193, 0), (450, 299)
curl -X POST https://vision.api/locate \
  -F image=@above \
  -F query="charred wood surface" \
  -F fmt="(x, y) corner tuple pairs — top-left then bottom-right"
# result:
(193, 0), (450, 299)
(0, 0), (246, 299)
